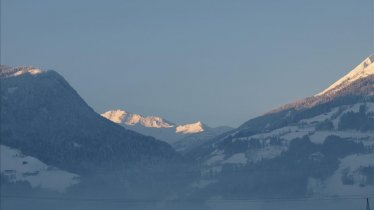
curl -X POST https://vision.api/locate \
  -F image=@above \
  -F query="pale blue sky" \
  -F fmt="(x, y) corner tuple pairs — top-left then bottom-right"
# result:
(2, 0), (373, 127)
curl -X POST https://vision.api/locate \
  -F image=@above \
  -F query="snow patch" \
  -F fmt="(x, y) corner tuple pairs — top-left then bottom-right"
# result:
(247, 146), (287, 163)
(309, 131), (374, 144)
(307, 178), (325, 195)
(176, 121), (205, 134)
(223, 153), (247, 165)
(301, 108), (340, 124)
(13, 68), (43, 77)
(7, 87), (18, 94)
(73, 142), (81, 148)
(205, 150), (225, 165)
(102, 109), (127, 123)
(191, 180), (217, 189)
(234, 126), (312, 143)
(201, 166), (223, 176)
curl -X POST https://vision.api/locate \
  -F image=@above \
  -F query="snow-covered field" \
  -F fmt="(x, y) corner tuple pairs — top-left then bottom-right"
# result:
(1, 145), (79, 192)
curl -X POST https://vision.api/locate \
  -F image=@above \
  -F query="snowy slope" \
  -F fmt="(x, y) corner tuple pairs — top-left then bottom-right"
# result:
(310, 153), (374, 196)
(1, 145), (79, 192)
(201, 102), (374, 166)
(317, 55), (374, 96)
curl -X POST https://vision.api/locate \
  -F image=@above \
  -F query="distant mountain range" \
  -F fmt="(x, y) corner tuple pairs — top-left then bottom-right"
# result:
(2, 55), (374, 201)
(188, 55), (374, 199)
(102, 109), (232, 152)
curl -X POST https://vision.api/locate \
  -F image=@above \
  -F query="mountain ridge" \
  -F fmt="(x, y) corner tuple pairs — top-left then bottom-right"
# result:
(316, 54), (374, 96)
(101, 109), (233, 151)
(267, 55), (374, 115)
(1, 65), (195, 197)
(0, 65), (186, 173)
(101, 109), (212, 134)
(101, 109), (175, 128)
(187, 54), (374, 199)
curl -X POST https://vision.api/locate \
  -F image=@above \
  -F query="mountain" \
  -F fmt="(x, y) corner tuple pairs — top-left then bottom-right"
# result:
(176, 121), (206, 134)
(271, 55), (374, 113)
(4, 54), (374, 202)
(187, 55), (374, 199)
(101, 109), (175, 129)
(316, 54), (374, 97)
(101, 109), (232, 152)
(0, 66), (194, 196)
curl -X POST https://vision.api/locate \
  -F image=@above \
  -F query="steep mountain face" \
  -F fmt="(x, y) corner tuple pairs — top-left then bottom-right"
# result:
(101, 109), (232, 151)
(0, 66), (192, 195)
(271, 55), (374, 113)
(188, 55), (374, 199)
(316, 54), (374, 97)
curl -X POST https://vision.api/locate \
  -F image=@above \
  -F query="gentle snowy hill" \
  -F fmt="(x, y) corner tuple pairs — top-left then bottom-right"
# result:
(1, 145), (79, 192)
(0, 65), (192, 195)
(101, 109), (232, 151)
(187, 55), (374, 199)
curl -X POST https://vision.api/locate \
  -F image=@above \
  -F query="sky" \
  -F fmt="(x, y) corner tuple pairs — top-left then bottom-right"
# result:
(1, 0), (373, 127)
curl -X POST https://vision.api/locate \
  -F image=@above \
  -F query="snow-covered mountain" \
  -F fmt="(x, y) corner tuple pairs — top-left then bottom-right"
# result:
(176, 121), (206, 134)
(0, 65), (192, 195)
(188, 55), (374, 199)
(101, 109), (232, 151)
(272, 54), (374, 113)
(101, 109), (175, 128)
(4, 54), (374, 201)
(316, 55), (374, 97)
